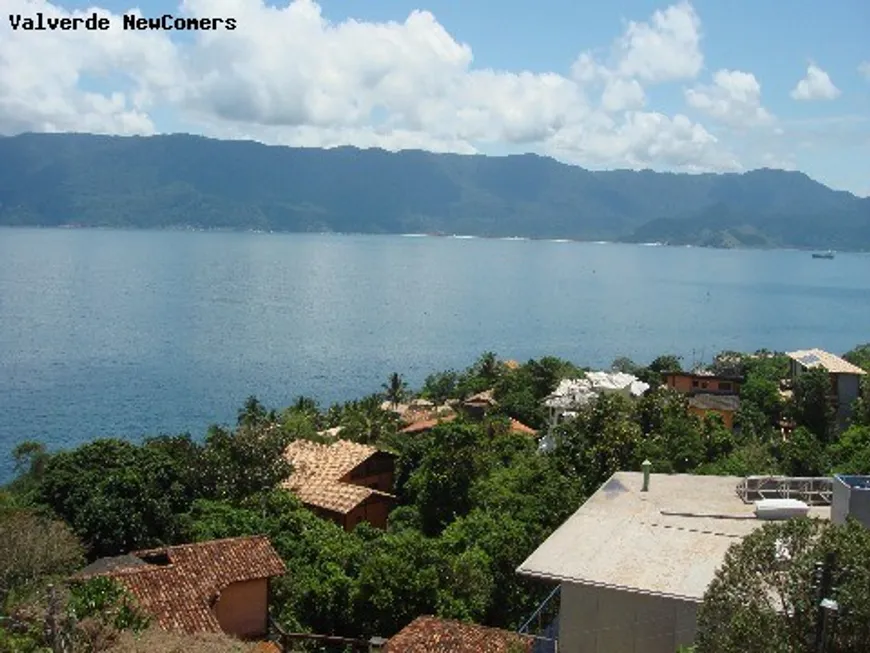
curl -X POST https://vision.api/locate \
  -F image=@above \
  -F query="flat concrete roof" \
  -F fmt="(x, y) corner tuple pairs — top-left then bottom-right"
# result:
(517, 471), (829, 602)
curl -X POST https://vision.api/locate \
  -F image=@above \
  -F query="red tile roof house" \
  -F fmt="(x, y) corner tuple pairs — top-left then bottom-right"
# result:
(73, 536), (286, 640)
(282, 439), (397, 531)
(384, 616), (533, 652)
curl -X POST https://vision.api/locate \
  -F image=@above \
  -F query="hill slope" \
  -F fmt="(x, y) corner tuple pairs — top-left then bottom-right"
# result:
(0, 133), (867, 249)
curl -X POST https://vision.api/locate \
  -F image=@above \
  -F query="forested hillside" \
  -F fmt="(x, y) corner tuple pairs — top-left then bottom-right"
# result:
(1, 133), (868, 249)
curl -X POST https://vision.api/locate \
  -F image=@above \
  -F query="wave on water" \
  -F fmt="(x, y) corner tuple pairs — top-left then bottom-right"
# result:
(400, 233), (428, 237)
(451, 235), (476, 239)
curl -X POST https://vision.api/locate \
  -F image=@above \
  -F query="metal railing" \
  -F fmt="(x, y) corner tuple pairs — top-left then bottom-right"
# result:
(518, 585), (560, 652)
(268, 616), (379, 652)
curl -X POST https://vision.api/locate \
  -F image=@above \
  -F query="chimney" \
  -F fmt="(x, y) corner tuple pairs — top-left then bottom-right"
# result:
(832, 475), (870, 529)
(369, 636), (388, 653)
(642, 460), (651, 492)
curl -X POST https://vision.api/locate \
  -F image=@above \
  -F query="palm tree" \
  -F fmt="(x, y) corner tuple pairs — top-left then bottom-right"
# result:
(383, 372), (408, 408)
(476, 351), (500, 383)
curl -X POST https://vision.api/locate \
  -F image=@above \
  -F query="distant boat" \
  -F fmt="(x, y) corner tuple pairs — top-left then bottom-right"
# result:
(812, 251), (835, 259)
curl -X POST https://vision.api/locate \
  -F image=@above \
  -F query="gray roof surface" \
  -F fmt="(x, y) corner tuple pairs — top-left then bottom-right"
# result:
(517, 472), (829, 602)
(689, 394), (741, 411)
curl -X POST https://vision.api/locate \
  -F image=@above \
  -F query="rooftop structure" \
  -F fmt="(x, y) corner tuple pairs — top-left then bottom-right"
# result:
(282, 439), (395, 528)
(518, 471), (829, 601)
(786, 349), (866, 376)
(384, 616), (533, 653)
(736, 475), (833, 505)
(832, 474), (870, 529)
(75, 536), (286, 636)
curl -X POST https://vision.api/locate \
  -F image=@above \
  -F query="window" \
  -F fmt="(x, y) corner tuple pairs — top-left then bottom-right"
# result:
(719, 382), (732, 391)
(701, 382), (709, 389)
(692, 380), (699, 388)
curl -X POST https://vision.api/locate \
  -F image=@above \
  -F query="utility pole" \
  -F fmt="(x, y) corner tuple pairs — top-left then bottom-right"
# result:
(813, 552), (836, 653)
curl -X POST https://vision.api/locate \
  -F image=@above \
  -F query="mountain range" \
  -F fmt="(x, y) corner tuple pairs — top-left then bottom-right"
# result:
(1, 133), (867, 250)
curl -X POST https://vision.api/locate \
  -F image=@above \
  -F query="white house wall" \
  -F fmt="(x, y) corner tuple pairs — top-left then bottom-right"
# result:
(558, 582), (699, 653)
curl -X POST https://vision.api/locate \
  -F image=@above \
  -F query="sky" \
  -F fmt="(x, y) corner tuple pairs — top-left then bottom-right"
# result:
(2, 0), (869, 196)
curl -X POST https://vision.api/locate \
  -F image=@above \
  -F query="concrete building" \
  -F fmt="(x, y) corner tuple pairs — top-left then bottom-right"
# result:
(786, 348), (866, 429)
(832, 474), (870, 529)
(543, 373), (649, 428)
(516, 471), (830, 653)
(662, 371), (742, 395)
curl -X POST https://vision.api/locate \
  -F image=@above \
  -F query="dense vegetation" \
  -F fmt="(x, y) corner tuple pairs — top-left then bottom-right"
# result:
(2, 344), (869, 651)
(2, 133), (868, 249)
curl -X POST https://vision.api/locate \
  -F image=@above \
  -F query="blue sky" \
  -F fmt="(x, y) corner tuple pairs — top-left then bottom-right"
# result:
(3, 0), (869, 195)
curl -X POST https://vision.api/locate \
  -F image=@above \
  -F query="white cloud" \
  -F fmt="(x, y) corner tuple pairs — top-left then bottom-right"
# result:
(859, 61), (870, 81)
(685, 69), (773, 127)
(0, 0), (738, 173)
(614, 1), (703, 83)
(790, 64), (841, 101)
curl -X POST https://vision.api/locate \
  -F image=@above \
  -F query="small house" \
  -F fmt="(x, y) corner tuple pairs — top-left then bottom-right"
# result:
(74, 536), (286, 639)
(786, 348), (866, 429)
(282, 439), (396, 530)
(662, 371), (742, 395)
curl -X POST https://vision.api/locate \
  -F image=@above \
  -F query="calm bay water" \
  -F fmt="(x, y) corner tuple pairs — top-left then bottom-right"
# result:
(1, 227), (869, 481)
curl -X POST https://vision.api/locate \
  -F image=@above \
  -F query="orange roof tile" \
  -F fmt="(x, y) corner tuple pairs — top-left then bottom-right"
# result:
(399, 413), (457, 434)
(385, 616), (533, 653)
(282, 439), (395, 514)
(509, 418), (537, 436)
(75, 536), (286, 635)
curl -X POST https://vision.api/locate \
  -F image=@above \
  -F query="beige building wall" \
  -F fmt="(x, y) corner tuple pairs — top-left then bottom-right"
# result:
(214, 578), (269, 638)
(558, 582), (698, 653)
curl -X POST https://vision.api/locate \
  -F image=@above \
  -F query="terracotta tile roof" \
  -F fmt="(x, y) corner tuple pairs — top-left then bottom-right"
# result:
(282, 439), (395, 514)
(400, 413), (457, 434)
(250, 642), (282, 653)
(385, 616), (533, 653)
(509, 418), (537, 436)
(75, 536), (286, 635)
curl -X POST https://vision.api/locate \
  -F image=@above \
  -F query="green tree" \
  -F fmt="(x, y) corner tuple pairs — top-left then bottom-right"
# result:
(843, 343), (870, 372)
(828, 425), (870, 473)
(382, 372), (409, 407)
(776, 426), (829, 477)
(38, 439), (192, 557)
(552, 394), (644, 494)
(406, 422), (491, 535)
(198, 422), (293, 504)
(0, 511), (84, 605)
(696, 518), (870, 653)
(237, 395), (275, 428)
(420, 370), (460, 403)
(792, 367), (836, 442)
